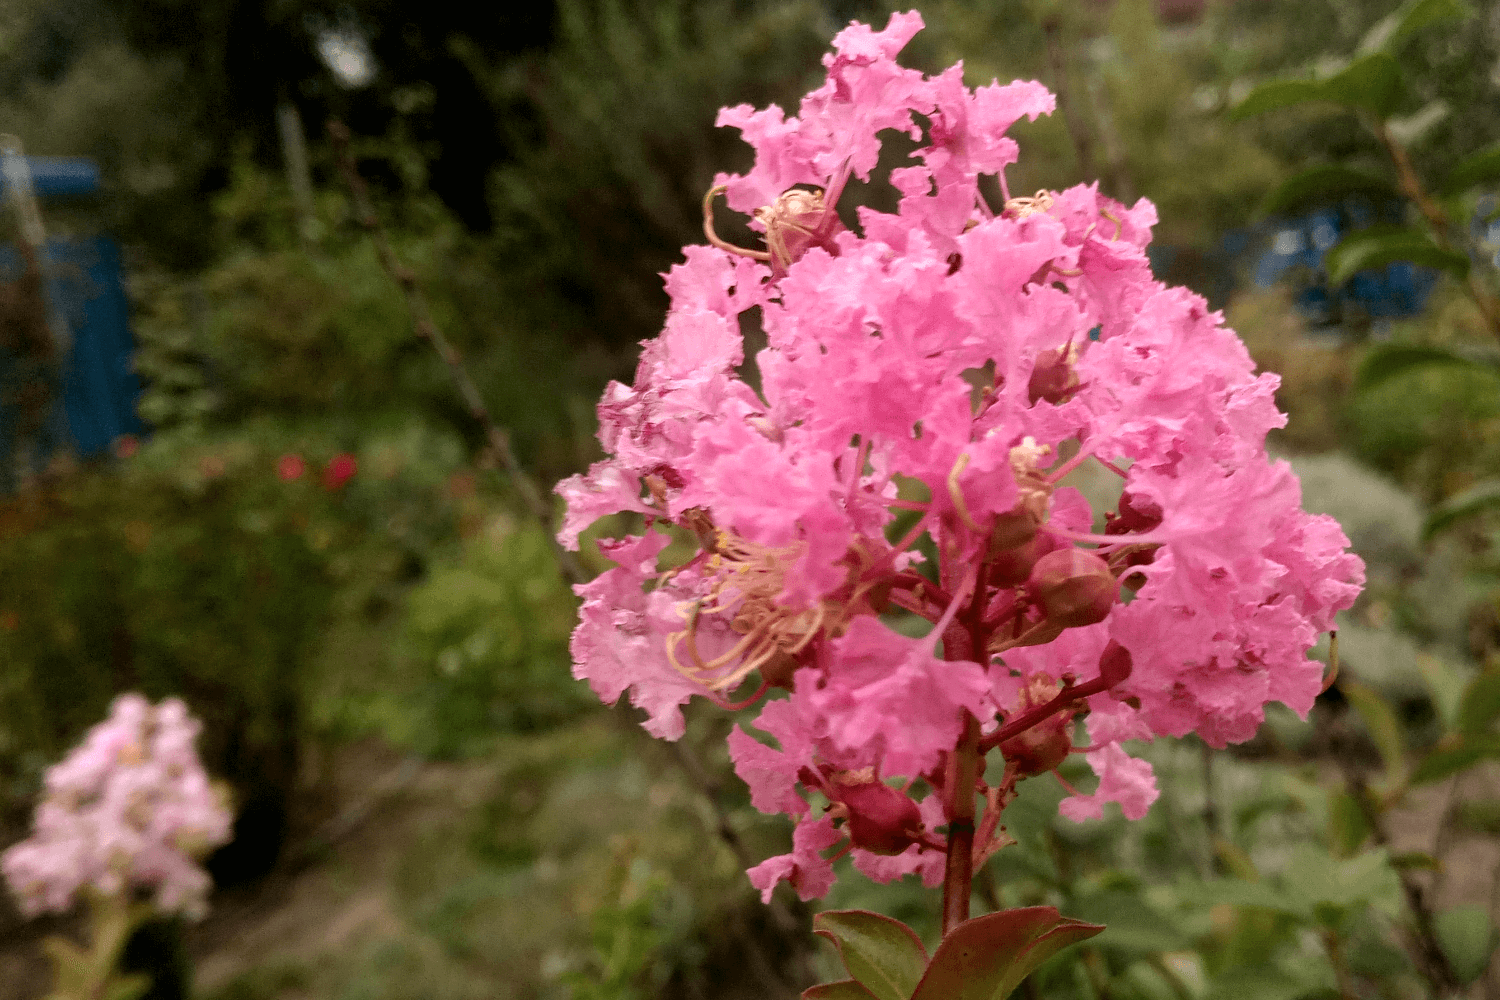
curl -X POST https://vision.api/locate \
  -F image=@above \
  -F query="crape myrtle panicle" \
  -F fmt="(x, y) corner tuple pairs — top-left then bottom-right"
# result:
(2, 694), (232, 919)
(557, 12), (1364, 903)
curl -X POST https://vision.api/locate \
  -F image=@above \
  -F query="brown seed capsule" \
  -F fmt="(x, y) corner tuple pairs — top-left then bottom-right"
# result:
(1028, 549), (1117, 628)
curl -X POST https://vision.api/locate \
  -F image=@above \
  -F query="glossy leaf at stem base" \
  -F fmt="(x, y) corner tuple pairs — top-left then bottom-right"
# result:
(803, 980), (884, 1000)
(814, 910), (930, 1000)
(908, 907), (1105, 1000)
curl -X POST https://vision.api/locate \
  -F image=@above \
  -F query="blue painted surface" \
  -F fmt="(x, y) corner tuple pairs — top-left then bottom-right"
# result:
(0, 156), (101, 200)
(0, 236), (143, 477)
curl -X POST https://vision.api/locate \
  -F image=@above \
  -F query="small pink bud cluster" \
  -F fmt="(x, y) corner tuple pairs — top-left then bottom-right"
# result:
(2, 694), (233, 920)
(556, 13), (1364, 902)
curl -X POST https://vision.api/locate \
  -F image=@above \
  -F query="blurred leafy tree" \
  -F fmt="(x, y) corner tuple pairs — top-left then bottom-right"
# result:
(473, 0), (833, 348)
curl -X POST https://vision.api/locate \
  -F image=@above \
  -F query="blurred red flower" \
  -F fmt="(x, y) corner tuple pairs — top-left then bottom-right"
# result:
(322, 453), (358, 491)
(277, 454), (305, 482)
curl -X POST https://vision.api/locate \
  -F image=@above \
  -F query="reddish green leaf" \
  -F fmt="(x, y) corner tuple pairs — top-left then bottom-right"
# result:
(908, 907), (1104, 1000)
(804, 981), (883, 1000)
(814, 910), (929, 1000)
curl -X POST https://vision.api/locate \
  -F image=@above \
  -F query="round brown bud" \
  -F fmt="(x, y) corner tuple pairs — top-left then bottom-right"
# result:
(1028, 549), (1117, 628)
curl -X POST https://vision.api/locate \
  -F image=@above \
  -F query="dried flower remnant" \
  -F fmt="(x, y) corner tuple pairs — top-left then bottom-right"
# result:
(556, 12), (1364, 904)
(2, 694), (233, 919)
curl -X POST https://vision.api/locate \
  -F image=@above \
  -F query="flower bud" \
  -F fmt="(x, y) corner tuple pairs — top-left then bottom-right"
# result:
(756, 188), (846, 278)
(832, 774), (924, 855)
(1027, 345), (1081, 406)
(999, 715), (1072, 778)
(1028, 549), (1117, 628)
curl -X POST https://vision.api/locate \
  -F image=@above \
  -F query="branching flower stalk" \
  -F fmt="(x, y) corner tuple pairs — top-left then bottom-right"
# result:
(559, 11), (1364, 938)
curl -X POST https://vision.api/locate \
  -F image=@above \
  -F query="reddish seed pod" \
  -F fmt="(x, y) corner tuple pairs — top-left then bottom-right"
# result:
(1097, 639), (1133, 688)
(1105, 490), (1163, 535)
(833, 775), (924, 855)
(1028, 549), (1117, 628)
(999, 715), (1072, 778)
(1027, 345), (1082, 405)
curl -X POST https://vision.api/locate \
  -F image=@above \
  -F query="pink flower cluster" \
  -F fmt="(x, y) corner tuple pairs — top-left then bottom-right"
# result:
(2, 694), (233, 919)
(557, 12), (1363, 902)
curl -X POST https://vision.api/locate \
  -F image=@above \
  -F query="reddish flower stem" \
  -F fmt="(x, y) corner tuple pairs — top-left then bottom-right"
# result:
(943, 710), (981, 936)
(978, 674), (1112, 754)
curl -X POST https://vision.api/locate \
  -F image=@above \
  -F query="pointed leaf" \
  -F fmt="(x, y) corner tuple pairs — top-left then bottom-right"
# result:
(1323, 54), (1406, 119)
(1342, 681), (1407, 780)
(103, 973), (153, 1000)
(1260, 165), (1399, 217)
(1360, 0), (1474, 54)
(1425, 479), (1500, 540)
(814, 910), (929, 1000)
(1412, 733), (1500, 784)
(804, 981), (884, 1000)
(1458, 671), (1500, 736)
(1442, 142), (1500, 195)
(1355, 343), (1497, 394)
(1324, 226), (1469, 286)
(1435, 905), (1496, 984)
(908, 907), (1104, 1000)
(1231, 79), (1330, 120)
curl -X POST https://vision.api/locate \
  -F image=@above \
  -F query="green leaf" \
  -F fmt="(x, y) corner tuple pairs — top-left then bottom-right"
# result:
(1442, 142), (1500, 195)
(1205, 964), (1336, 1000)
(1425, 479), (1500, 540)
(1231, 79), (1333, 120)
(804, 981), (884, 1000)
(102, 974), (153, 1000)
(1322, 54), (1406, 119)
(1360, 0), (1475, 54)
(1434, 905), (1496, 984)
(1342, 681), (1406, 780)
(1187, 878), (1309, 917)
(1069, 892), (1188, 955)
(1411, 733), (1500, 784)
(814, 910), (930, 1000)
(1388, 851), (1442, 871)
(1280, 844), (1403, 919)
(1417, 653), (1469, 731)
(1260, 165), (1399, 217)
(908, 907), (1105, 1000)
(1459, 670), (1500, 735)
(1324, 226), (1470, 286)
(1455, 799), (1500, 834)
(1355, 343), (1497, 394)
(1327, 792), (1373, 856)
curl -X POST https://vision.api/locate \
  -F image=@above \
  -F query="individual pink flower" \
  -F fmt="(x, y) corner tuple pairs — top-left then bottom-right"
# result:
(2, 694), (234, 920)
(556, 12), (1363, 902)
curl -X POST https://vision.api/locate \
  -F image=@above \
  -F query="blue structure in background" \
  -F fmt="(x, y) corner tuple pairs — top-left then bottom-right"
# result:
(0, 155), (142, 479)
(1146, 196), (1443, 326)
(1251, 202), (1439, 326)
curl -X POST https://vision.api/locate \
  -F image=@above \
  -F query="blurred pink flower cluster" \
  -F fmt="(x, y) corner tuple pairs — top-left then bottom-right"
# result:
(557, 12), (1363, 902)
(2, 694), (232, 919)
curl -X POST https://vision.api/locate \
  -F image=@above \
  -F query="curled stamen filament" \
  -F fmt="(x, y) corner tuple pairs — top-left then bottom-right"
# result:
(947, 453), (982, 532)
(703, 185), (771, 261)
